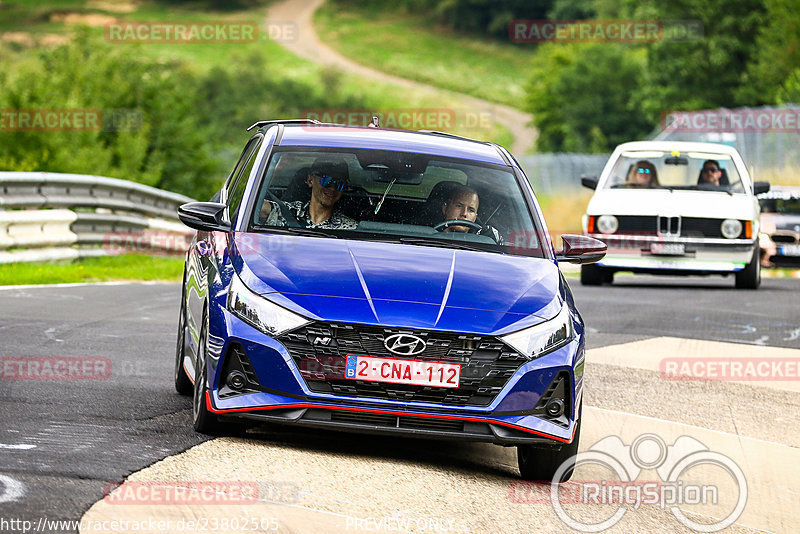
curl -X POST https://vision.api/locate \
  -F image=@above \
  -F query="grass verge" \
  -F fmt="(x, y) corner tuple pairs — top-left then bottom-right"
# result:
(0, 254), (184, 286)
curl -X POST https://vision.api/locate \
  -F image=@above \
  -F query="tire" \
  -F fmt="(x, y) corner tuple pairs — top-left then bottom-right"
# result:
(735, 247), (761, 289)
(192, 315), (224, 434)
(192, 312), (245, 436)
(174, 285), (193, 396)
(580, 264), (611, 286)
(517, 403), (582, 482)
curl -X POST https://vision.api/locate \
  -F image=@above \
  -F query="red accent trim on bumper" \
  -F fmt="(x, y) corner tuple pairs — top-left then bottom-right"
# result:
(204, 392), (572, 443)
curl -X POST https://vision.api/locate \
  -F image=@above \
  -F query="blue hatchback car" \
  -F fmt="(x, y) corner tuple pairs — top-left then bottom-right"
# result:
(176, 120), (606, 481)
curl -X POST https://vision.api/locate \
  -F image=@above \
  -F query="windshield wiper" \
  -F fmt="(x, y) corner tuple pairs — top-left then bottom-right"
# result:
(251, 226), (340, 238)
(398, 236), (491, 252)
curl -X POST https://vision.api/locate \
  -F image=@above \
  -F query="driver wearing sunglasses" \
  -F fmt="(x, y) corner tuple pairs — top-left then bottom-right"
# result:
(699, 159), (723, 186)
(259, 157), (358, 229)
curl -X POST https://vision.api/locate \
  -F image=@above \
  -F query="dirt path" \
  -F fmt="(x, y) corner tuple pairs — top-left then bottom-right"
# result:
(266, 0), (537, 155)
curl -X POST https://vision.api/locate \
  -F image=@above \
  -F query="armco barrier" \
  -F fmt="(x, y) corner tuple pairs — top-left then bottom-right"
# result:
(0, 172), (195, 264)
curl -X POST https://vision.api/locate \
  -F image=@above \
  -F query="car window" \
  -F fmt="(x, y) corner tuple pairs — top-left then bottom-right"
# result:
(601, 150), (745, 193)
(224, 136), (261, 203)
(250, 148), (547, 257)
(227, 136), (263, 222)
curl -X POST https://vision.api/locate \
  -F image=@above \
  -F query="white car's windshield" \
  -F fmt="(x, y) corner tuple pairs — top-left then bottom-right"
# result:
(250, 148), (547, 257)
(601, 150), (745, 193)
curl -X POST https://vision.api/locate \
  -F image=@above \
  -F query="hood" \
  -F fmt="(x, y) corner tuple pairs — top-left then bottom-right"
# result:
(587, 189), (757, 220)
(231, 233), (562, 335)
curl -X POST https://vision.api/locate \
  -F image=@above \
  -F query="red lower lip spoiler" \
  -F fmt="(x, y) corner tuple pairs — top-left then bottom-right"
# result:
(206, 392), (575, 443)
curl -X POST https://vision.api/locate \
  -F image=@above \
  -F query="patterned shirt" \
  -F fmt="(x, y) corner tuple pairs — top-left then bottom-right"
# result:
(262, 200), (358, 230)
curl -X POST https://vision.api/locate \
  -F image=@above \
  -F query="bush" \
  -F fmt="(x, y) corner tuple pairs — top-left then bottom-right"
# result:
(0, 31), (369, 201)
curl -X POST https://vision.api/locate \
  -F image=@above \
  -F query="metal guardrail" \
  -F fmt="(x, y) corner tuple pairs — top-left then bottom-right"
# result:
(0, 172), (195, 264)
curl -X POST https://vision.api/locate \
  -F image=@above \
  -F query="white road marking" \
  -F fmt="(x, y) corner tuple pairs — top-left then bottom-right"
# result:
(0, 281), (175, 291)
(0, 474), (26, 503)
(0, 444), (36, 450)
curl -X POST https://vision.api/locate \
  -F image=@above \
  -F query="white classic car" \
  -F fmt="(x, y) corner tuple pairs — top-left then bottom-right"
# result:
(580, 141), (770, 289)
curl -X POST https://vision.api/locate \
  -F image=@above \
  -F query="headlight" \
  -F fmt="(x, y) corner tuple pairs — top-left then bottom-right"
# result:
(500, 304), (573, 360)
(227, 273), (309, 336)
(596, 215), (619, 234)
(721, 219), (743, 239)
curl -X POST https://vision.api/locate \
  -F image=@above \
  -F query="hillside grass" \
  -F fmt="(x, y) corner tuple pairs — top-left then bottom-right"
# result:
(314, 1), (532, 109)
(0, 0), (512, 146)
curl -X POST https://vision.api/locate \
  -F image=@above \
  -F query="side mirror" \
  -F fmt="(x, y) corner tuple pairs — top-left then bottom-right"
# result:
(556, 234), (607, 264)
(753, 181), (770, 195)
(178, 202), (231, 232)
(581, 175), (598, 190)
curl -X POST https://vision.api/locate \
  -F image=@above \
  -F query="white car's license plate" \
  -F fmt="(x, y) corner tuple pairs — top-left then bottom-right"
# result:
(779, 244), (800, 256)
(650, 242), (685, 255)
(345, 355), (460, 388)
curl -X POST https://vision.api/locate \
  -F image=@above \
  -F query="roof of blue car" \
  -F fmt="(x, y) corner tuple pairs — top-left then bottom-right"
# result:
(277, 125), (508, 166)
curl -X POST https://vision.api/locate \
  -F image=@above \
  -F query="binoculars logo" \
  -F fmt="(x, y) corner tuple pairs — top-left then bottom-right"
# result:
(550, 433), (748, 532)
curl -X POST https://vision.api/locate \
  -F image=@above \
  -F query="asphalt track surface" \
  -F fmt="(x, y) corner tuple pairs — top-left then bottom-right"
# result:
(0, 276), (798, 533)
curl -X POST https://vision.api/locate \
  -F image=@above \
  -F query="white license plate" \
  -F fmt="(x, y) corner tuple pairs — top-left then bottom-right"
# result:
(779, 244), (800, 256)
(345, 355), (460, 388)
(650, 242), (685, 255)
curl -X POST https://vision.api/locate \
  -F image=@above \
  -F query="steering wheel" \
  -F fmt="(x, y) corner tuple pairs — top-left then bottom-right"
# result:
(433, 219), (501, 244)
(434, 219), (483, 232)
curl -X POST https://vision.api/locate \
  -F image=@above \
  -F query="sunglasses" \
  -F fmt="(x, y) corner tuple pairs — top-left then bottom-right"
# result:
(703, 167), (721, 173)
(636, 167), (652, 174)
(314, 173), (348, 191)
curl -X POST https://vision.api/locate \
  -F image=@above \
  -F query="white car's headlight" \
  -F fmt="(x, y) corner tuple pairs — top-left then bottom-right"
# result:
(596, 215), (619, 234)
(500, 304), (573, 360)
(721, 219), (743, 239)
(227, 273), (309, 336)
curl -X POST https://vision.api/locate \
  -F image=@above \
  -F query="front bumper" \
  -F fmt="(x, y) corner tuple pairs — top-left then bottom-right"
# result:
(587, 233), (756, 272)
(206, 309), (583, 445)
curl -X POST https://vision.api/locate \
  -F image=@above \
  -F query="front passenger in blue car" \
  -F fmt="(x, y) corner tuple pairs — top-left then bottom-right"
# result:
(258, 158), (357, 229)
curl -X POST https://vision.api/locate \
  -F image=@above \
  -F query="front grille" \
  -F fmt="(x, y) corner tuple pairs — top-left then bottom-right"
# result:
(328, 410), (465, 432)
(616, 216), (656, 234)
(277, 322), (528, 406)
(772, 233), (798, 244)
(613, 217), (745, 238)
(682, 218), (745, 239)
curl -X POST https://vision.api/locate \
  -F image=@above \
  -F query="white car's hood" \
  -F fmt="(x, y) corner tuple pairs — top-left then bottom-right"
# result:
(587, 189), (757, 220)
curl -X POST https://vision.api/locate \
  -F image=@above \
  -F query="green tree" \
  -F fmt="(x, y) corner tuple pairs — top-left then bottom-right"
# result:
(737, 0), (800, 104)
(526, 43), (651, 152)
(630, 0), (766, 114)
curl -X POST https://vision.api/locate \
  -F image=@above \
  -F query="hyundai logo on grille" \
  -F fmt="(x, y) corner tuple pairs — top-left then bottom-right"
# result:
(384, 334), (426, 356)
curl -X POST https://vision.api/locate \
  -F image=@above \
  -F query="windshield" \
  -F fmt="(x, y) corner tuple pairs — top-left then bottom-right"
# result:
(760, 195), (800, 214)
(249, 148), (546, 257)
(601, 150), (745, 193)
